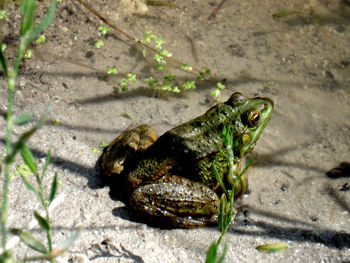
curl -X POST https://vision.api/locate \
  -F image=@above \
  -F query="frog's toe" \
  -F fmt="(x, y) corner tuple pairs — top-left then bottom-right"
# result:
(101, 125), (157, 176)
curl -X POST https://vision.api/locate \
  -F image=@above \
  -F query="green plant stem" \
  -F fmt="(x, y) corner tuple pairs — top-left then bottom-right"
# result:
(1, 32), (31, 253)
(1, 69), (16, 251)
(35, 175), (53, 252)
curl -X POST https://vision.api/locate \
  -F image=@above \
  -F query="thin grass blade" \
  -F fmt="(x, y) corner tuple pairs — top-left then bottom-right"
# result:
(217, 243), (228, 263)
(41, 150), (51, 180)
(34, 211), (50, 231)
(6, 104), (52, 164)
(212, 164), (227, 195)
(10, 228), (48, 254)
(0, 44), (8, 76)
(20, 0), (35, 37)
(48, 173), (58, 204)
(57, 229), (81, 250)
(19, 174), (38, 195)
(20, 144), (38, 175)
(27, 0), (56, 44)
(205, 242), (218, 263)
(218, 194), (228, 231)
(239, 156), (253, 177)
(15, 113), (33, 125)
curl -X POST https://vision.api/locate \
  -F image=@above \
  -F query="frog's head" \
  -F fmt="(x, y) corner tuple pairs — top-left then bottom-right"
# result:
(225, 92), (274, 159)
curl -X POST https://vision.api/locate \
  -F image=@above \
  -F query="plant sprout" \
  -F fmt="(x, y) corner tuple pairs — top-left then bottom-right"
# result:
(0, 10), (7, 20)
(98, 25), (110, 35)
(95, 39), (104, 48)
(106, 66), (118, 74)
(35, 34), (46, 43)
(24, 49), (32, 58)
(127, 73), (137, 82)
(181, 80), (196, 90)
(211, 82), (226, 97)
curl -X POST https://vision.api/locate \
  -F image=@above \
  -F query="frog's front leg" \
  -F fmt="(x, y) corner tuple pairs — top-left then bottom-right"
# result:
(130, 176), (220, 228)
(101, 125), (157, 177)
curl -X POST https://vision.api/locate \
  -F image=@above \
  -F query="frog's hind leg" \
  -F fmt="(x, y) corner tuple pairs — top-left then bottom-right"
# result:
(101, 125), (157, 177)
(130, 176), (220, 228)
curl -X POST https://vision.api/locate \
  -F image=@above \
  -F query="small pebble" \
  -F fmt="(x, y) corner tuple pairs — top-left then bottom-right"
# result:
(340, 183), (350, 192)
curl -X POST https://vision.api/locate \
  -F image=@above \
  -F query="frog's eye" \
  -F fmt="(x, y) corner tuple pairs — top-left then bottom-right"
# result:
(244, 110), (260, 128)
(226, 92), (246, 106)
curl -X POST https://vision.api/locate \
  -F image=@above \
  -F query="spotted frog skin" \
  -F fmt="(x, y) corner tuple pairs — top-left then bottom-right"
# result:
(101, 92), (274, 228)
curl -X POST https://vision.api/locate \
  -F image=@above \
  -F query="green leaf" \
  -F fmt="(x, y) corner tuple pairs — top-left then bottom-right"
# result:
(57, 229), (81, 250)
(106, 66), (118, 74)
(6, 104), (52, 164)
(256, 242), (288, 253)
(35, 34), (46, 44)
(0, 42), (8, 77)
(20, 0), (36, 37)
(205, 242), (218, 263)
(217, 82), (225, 89)
(217, 243), (228, 263)
(218, 194), (228, 231)
(91, 147), (101, 154)
(19, 173), (38, 195)
(10, 228), (48, 254)
(34, 211), (50, 231)
(0, 10), (7, 20)
(95, 39), (104, 48)
(213, 164), (227, 195)
(48, 173), (58, 204)
(127, 73), (137, 82)
(99, 142), (109, 148)
(20, 144), (38, 175)
(41, 150), (51, 180)
(16, 164), (32, 177)
(27, 0), (56, 44)
(15, 113), (33, 125)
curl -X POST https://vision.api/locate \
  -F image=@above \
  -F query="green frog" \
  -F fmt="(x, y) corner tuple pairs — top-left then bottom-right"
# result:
(101, 92), (274, 228)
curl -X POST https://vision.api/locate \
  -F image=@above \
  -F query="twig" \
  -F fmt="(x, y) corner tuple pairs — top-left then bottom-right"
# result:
(212, 0), (227, 18)
(73, 0), (200, 74)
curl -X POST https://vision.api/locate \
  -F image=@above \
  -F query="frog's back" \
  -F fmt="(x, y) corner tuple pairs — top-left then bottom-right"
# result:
(149, 103), (244, 162)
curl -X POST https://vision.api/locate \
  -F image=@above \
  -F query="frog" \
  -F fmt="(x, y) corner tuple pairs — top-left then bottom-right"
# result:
(101, 92), (274, 228)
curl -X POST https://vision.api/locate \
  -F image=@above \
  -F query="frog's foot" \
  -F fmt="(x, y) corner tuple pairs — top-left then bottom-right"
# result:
(101, 125), (157, 177)
(130, 177), (220, 228)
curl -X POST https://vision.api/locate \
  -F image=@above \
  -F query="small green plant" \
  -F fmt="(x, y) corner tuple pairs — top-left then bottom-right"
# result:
(91, 147), (101, 154)
(95, 39), (104, 48)
(98, 25), (110, 35)
(106, 65), (118, 74)
(99, 142), (109, 148)
(211, 82), (226, 98)
(35, 34), (46, 43)
(24, 49), (32, 58)
(0, 0), (79, 261)
(79, 0), (215, 95)
(0, 10), (7, 20)
(205, 126), (253, 262)
(1, 43), (6, 52)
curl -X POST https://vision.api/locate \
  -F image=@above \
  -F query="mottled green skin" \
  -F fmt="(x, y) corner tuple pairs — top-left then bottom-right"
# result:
(102, 92), (274, 228)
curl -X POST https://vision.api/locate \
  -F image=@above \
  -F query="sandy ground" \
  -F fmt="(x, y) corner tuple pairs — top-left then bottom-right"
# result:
(0, 0), (350, 262)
